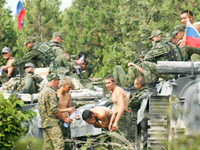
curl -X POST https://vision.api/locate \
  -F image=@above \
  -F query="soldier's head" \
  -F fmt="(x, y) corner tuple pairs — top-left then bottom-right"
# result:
(134, 76), (146, 90)
(82, 110), (96, 124)
(24, 36), (36, 49)
(180, 10), (193, 26)
(149, 30), (162, 44)
(24, 63), (35, 75)
(166, 32), (177, 44)
(47, 73), (60, 88)
(104, 75), (116, 91)
(52, 32), (63, 43)
(173, 24), (185, 40)
(2, 47), (12, 60)
(59, 78), (72, 93)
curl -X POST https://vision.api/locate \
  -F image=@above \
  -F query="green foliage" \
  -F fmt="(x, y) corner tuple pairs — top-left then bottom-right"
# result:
(0, 94), (36, 150)
(14, 136), (43, 150)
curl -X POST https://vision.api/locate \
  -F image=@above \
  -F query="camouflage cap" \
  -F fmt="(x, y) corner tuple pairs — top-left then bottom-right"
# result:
(2, 47), (11, 53)
(52, 32), (63, 39)
(24, 36), (36, 45)
(47, 73), (60, 81)
(174, 24), (186, 32)
(166, 32), (174, 41)
(149, 30), (162, 39)
(24, 63), (35, 69)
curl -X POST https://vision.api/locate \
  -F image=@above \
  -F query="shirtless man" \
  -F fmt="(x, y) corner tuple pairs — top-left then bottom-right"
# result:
(104, 75), (129, 130)
(82, 106), (112, 129)
(57, 78), (76, 118)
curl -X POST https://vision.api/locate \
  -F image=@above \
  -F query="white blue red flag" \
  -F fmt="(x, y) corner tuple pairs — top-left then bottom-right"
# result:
(186, 19), (200, 48)
(16, 0), (25, 30)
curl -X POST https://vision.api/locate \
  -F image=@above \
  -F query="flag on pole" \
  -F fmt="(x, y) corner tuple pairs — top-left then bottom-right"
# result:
(186, 19), (200, 48)
(17, 0), (25, 31)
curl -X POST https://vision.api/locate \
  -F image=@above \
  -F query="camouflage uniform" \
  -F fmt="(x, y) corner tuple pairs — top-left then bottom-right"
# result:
(17, 63), (43, 94)
(11, 42), (46, 68)
(143, 30), (174, 84)
(46, 41), (63, 57)
(181, 46), (200, 61)
(113, 63), (143, 87)
(129, 87), (148, 112)
(50, 54), (94, 90)
(38, 82), (64, 150)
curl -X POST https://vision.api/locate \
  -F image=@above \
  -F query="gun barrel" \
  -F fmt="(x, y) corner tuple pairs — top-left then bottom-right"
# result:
(157, 61), (200, 74)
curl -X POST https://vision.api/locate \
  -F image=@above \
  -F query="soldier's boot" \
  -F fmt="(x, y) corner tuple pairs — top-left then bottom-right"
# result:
(146, 82), (157, 96)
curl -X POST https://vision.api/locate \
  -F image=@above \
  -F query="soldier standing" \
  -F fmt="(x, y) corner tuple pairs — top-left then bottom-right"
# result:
(38, 73), (72, 150)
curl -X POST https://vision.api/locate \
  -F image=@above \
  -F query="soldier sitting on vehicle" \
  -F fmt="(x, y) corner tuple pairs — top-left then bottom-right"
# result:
(17, 63), (43, 94)
(82, 106), (113, 130)
(0, 47), (19, 84)
(49, 52), (94, 90)
(113, 49), (147, 88)
(127, 76), (148, 113)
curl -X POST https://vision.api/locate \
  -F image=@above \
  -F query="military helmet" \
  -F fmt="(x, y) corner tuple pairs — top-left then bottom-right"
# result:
(24, 36), (36, 45)
(52, 32), (63, 39)
(149, 30), (162, 39)
(174, 24), (186, 32)
(166, 32), (175, 41)
(24, 63), (35, 69)
(47, 73), (60, 81)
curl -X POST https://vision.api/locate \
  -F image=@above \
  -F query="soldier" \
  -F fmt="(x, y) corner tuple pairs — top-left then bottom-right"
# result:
(0, 47), (19, 84)
(49, 53), (94, 90)
(142, 30), (174, 88)
(46, 32), (64, 56)
(38, 73), (72, 150)
(165, 32), (183, 61)
(17, 63), (43, 94)
(127, 76), (147, 112)
(105, 75), (133, 141)
(7, 36), (46, 68)
(113, 50), (146, 88)
(82, 106), (113, 130)
(174, 25), (200, 61)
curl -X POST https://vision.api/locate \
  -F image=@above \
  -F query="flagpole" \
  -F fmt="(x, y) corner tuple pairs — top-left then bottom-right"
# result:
(16, 2), (22, 84)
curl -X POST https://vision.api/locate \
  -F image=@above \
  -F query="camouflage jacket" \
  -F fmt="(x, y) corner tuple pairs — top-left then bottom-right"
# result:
(38, 85), (60, 128)
(49, 54), (73, 75)
(46, 40), (63, 57)
(128, 87), (148, 111)
(11, 43), (46, 68)
(17, 74), (43, 94)
(166, 41), (183, 61)
(144, 39), (170, 63)
(180, 46), (200, 61)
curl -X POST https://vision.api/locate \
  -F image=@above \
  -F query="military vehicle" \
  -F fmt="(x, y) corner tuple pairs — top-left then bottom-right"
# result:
(70, 61), (200, 150)
(0, 68), (105, 139)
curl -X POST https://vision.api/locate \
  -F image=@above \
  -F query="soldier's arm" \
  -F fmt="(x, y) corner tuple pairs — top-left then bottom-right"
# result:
(11, 50), (39, 67)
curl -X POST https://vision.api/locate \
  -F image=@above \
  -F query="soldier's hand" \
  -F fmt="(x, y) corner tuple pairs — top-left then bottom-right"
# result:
(64, 118), (72, 125)
(127, 62), (135, 67)
(178, 39), (186, 48)
(108, 123), (112, 131)
(68, 107), (76, 114)
(1, 66), (7, 71)
(110, 122), (118, 132)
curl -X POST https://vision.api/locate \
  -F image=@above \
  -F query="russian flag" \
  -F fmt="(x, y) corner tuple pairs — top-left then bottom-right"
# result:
(16, 0), (25, 31)
(186, 19), (200, 48)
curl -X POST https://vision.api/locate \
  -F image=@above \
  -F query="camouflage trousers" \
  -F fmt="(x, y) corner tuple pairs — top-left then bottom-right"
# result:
(142, 61), (174, 84)
(0, 71), (9, 84)
(111, 111), (134, 149)
(113, 65), (142, 87)
(42, 126), (64, 150)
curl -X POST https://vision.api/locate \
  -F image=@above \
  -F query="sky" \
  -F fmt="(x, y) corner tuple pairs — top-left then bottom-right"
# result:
(5, 0), (73, 16)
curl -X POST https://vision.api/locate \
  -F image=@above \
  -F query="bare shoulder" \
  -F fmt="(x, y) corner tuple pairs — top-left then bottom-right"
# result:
(115, 86), (126, 95)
